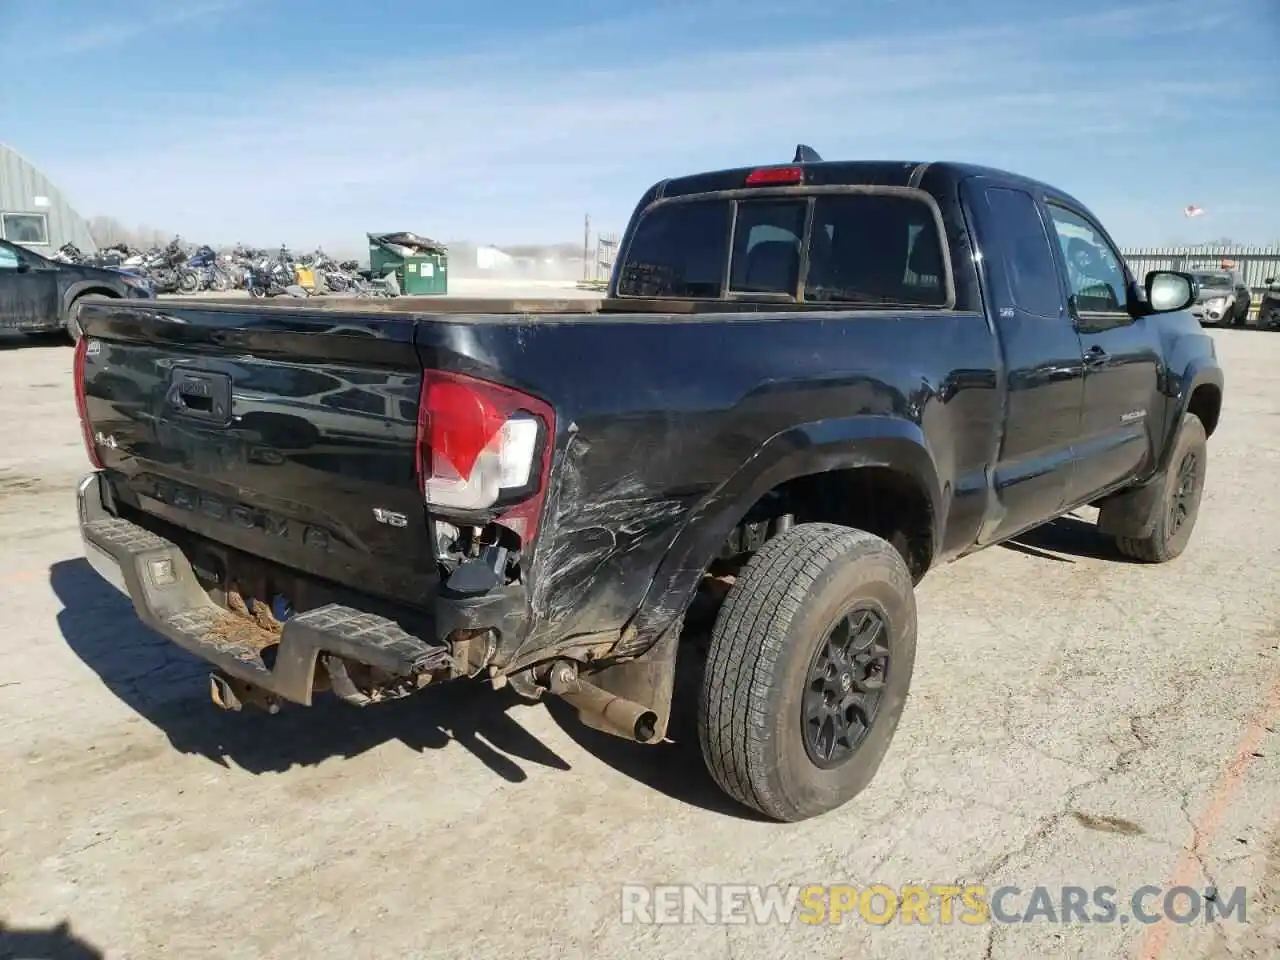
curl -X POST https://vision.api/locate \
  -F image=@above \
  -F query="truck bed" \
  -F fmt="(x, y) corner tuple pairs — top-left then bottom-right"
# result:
(138, 294), (894, 319)
(152, 296), (606, 316)
(76, 294), (1000, 660)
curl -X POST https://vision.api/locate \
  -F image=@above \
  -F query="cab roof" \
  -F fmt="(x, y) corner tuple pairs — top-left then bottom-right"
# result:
(650, 159), (1092, 213)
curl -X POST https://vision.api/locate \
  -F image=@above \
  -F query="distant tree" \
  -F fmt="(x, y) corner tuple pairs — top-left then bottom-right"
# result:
(86, 216), (131, 247)
(87, 215), (179, 250)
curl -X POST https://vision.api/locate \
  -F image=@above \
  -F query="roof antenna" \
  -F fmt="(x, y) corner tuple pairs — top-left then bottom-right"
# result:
(793, 144), (822, 163)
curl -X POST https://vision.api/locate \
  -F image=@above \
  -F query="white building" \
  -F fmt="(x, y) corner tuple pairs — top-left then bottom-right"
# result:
(0, 143), (97, 253)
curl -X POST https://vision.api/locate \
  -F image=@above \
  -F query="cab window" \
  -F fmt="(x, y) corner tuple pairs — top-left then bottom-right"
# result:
(806, 195), (946, 306)
(1045, 204), (1129, 313)
(616, 191), (948, 306)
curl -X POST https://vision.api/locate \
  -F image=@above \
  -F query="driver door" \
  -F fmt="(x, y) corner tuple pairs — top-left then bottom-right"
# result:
(1043, 204), (1162, 506)
(0, 242), (60, 331)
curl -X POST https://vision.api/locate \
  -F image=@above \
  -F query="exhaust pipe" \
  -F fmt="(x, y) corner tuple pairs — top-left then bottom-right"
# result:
(209, 672), (281, 714)
(548, 662), (660, 744)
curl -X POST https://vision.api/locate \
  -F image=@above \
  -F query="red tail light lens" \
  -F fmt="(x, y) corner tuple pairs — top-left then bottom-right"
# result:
(415, 370), (555, 542)
(73, 336), (103, 468)
(745, 166), (804, 186)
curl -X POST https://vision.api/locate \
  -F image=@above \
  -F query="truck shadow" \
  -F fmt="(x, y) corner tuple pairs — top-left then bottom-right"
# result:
(50, 557), (763, 817)
(0, 919), (104, 959)
(544, 642), (772, 821)
(1002, 515), (1131, 564)
(48, 558), (569, 783)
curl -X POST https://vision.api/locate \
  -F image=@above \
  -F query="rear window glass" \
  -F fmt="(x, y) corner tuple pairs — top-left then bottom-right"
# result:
(729, 200), (806, 294)
(616, 200), (730, 298)
(616, 191), (946, 306)
(806, 195), (945, 306)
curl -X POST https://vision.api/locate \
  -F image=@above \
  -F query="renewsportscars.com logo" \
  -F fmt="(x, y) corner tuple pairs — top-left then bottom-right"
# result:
(620, 884), (1248, 926)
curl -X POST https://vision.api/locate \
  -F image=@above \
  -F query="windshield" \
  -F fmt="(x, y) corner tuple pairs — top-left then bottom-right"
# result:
(1194, 273), (1232, 289)
(616, 191), (947, 306)
(0, 240), (46, 267)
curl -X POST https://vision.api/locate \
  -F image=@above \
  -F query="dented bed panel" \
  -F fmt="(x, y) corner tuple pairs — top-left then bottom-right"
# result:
(413, 309), (1001, 664)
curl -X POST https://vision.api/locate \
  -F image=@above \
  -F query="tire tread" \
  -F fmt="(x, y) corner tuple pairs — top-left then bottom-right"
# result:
(1114, 413), (1207, 563)
(698, 523), (903, 820)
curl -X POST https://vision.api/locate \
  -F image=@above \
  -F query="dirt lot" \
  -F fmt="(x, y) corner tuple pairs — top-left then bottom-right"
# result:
(0, 329), (1277, 960)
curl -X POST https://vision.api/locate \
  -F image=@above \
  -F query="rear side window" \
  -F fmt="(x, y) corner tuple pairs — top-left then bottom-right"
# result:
(616, 201), (730, 297)
(978, 187), (1063, 318)
(806, 195), (946, 306)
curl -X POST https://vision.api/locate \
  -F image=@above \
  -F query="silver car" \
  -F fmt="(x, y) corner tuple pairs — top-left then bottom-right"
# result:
(1189, 270), (1251, 326)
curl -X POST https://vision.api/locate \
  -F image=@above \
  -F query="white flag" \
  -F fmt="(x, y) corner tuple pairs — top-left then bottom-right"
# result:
(1183, 205), (1204, 218)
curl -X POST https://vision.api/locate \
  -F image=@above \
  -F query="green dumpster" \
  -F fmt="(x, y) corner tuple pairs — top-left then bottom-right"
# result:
(367, 231), (449, 295)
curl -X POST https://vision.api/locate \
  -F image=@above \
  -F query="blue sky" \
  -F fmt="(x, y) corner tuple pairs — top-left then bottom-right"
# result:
(2, 0), (1277, 249)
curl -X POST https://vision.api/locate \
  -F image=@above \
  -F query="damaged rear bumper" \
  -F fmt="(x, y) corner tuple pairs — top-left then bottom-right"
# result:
(77, 471), (484, 706)
(77, 472), (677, 738)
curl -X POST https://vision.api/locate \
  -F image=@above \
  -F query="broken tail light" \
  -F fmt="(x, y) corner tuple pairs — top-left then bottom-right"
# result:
(415, 370), (555, 542)
(73, 336), (103, 468)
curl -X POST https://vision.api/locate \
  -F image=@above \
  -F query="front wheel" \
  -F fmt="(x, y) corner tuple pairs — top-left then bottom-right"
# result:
(1116, 413), (1207, 562)
(698, 523), (917, 821)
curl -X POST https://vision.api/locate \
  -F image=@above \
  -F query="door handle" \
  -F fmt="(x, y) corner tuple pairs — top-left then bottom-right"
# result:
(1083, 345), (1108, 366)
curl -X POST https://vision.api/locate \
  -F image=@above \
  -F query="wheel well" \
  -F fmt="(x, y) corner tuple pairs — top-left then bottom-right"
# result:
(1187, 384), (1221, 437)
(719, 467), (935, 582)
(67, 287), (120, 314)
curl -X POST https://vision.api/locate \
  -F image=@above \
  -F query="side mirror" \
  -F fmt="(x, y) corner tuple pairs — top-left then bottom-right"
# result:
(15, 260), (31, 274)
(1145, 270), (1195, 313)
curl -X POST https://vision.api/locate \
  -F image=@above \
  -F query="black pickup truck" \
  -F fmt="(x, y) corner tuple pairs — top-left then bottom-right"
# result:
(74, 153), (1223, 822)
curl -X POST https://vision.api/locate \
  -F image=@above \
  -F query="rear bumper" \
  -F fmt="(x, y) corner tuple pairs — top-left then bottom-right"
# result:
(79, 476), (130, 594)
(77, 471), (461, 705)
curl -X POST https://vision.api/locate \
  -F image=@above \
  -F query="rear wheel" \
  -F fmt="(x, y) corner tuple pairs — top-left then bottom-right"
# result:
(1116, 414), (1207, 562)
(698, 523), (916, 821)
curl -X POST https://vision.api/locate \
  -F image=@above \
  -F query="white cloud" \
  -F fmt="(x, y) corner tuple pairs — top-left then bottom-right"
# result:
(34, 0), (1273, 246)
(8, 0), (252, 58)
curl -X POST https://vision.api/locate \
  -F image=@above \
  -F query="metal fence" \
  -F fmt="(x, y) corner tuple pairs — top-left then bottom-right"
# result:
(1120, 246), (1280, 291)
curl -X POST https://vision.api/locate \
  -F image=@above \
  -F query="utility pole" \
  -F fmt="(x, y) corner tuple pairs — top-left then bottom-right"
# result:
(583, 213), (591, 282)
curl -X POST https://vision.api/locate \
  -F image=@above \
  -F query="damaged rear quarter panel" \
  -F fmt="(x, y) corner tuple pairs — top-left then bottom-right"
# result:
(417, 310), (997, 667)
(525, 424), (699, 646)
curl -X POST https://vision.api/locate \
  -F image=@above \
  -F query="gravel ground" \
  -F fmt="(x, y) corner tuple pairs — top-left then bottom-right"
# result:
(0, 328), (1277, 960)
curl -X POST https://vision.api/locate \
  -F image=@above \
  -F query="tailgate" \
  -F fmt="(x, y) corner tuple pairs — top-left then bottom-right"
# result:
(77, 301), (434, 606)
